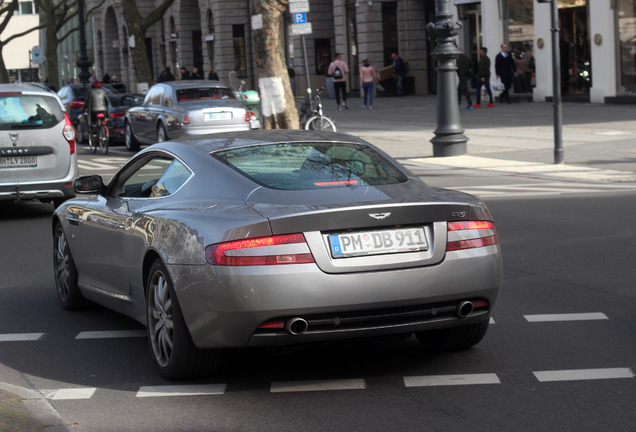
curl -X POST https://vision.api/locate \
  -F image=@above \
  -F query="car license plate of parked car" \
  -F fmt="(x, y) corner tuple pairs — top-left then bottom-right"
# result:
(205, 112), (232, 121)
(0, 155), (37, 168)
(329, 227), (428, 258)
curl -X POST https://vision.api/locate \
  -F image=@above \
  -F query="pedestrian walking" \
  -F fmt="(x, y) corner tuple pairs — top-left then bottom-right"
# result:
(191, 67), (201, 80)
(328, 53), (350, 111)
(359, 59), (378, 109)
(456, 50), (473, 110)
(495, 43), (517, 104)
(474, 47), (494, 108)
(179, 67), (191, 80)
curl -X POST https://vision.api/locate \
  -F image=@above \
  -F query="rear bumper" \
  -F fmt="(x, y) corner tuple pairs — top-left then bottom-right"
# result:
(168, 246), (503, 349)
(0, 181), (76, 202)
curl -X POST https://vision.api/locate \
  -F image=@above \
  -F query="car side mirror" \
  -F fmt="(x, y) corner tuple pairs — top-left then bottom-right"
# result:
(74, 175), (105, 194)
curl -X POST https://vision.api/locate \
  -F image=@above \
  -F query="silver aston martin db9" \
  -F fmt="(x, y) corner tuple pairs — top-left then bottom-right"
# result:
(52, 130), (502, 379)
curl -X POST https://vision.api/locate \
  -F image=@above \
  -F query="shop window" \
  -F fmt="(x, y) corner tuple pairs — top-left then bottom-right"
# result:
(618, 0), (636, 93)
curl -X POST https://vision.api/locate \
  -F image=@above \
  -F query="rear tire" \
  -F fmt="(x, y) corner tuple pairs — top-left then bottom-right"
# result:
(88, 128), (97, 153)
(146, 259), (208, 379)
(415, 320), (489, 350)
(304, 115), (336, 132)
(99, 125), (109, 155)
(125, 122), (140, 151)
(53, 222), (86, 310)
(157, 124), (168, 143)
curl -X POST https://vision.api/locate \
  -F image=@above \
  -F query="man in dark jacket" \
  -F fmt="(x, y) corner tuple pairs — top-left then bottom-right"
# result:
(391, 52), (407, 96)
(475, 47), (494, 107)
(495, 43), (517, 104)
(456, 50), (473, 110)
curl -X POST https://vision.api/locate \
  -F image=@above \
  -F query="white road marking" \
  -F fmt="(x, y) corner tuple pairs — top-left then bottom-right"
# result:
(270, 378), (366, 393)
(455, 183), (636, 198)
(524, 312), (609, 323)
(75, 330), (146, 339)
(136, 384), (227, 398)
(403, 373), (500, 387)
(78, 157), (128, 171)
(0, 333), (44, 342)
(45, 387), (97, 400)
(533, 368), (634, 383)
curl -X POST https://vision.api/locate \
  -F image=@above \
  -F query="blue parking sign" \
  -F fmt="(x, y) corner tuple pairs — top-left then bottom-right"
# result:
(293, 13), (307, 24)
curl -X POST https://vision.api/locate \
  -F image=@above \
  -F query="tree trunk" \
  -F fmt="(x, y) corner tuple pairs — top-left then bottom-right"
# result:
(0, 51), (9, 83)
(44, 26), (61, 88)
(251, 0), (298, 129)
(122, 1), (154, 87)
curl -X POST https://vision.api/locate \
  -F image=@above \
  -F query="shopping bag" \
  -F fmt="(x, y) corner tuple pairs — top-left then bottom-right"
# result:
(492, 79), (504, 91)
(376, 83), (385, 92)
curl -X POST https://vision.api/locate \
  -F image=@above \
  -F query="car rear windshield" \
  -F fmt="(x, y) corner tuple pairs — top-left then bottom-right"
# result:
(212, 142), (408, 190)
(176, 87), (236, 102)
(0, 93), (64, 130)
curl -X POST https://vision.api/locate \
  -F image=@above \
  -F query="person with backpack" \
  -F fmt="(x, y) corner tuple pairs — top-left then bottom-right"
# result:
(328, 53), (350, 111)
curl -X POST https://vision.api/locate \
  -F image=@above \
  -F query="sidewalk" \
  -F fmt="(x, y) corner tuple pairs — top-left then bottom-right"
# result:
(321, 94), (636, 183)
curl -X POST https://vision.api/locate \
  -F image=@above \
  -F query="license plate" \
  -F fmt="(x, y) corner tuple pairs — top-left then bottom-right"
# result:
(0, 155), (37, 168)
(205, 112), (231, 121)
(329, 227), (428, 258)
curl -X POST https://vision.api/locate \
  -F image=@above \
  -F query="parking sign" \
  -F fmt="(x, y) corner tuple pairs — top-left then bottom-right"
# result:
(293, 13), (307, 24)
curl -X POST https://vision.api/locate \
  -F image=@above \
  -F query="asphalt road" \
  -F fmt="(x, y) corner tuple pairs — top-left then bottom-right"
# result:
(1, 146), (634, 431)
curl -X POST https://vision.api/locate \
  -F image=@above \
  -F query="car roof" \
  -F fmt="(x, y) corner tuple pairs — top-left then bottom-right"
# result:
(155, 80), (231, 90)
(0, 82), (57, 94)
(153, 130), (369, 155)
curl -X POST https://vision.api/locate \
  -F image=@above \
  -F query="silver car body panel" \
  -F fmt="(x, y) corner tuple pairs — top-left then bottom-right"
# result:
(52, 130), (502, 348)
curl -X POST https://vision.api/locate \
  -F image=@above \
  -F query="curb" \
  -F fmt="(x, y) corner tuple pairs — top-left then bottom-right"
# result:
(0, 382), (71, 432)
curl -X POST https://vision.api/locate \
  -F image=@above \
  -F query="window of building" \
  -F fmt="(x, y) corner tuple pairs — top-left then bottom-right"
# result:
(233, 25), (247, 77)
(13, 1), (37, 15)
(618, 0), (636, 94)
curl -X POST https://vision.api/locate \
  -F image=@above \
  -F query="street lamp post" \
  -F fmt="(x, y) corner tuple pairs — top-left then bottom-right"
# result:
(76, 0), (92, 85)
(427, 0), (468, 157)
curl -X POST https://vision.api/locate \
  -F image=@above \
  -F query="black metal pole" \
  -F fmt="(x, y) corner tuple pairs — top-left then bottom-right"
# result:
(550, 0), (564, 164)
(76, 0), (92, 85)
(427, 0), (468, 157)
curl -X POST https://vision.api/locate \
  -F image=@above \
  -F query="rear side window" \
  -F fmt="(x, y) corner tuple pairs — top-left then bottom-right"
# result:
(176, 87), (236, 102)
(0, 94), (64, 130)
(212, 142), (408, 190)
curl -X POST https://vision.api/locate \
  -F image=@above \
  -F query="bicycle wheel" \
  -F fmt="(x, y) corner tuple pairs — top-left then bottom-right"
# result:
(99, 125), (109, 155)
(88, 128), (97, 153)
(304, 115), (336, 132)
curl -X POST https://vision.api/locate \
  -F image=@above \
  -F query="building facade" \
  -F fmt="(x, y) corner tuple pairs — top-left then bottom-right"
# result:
(3, 0), (40, 82)
(76, 0), (635, 104)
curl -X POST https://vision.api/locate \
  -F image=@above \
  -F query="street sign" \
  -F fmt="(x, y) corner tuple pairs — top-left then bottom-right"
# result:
(293, 12), (307, 24)
(31, 46), (45, 64)
(290, 1), (309, 13)
(291, 22), (312, 36)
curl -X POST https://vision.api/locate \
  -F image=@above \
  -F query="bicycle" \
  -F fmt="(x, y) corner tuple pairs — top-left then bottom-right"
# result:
(298, 87), (336, 132)
(88, 112), (109, 155)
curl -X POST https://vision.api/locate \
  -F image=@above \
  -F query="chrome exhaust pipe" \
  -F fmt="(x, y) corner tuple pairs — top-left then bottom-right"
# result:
(456, 301), (474, 318)
(285, 317), (309, 335)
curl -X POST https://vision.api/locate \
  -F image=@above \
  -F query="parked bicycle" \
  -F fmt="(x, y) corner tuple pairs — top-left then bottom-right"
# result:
(88, 112), (109, 155)
(298, 87), (336, 132)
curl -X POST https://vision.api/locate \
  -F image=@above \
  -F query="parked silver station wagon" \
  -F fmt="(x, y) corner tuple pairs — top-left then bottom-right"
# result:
(53, 130), (503, 380)
(124, 80), (253, 151)
(0, 83), (78, 207)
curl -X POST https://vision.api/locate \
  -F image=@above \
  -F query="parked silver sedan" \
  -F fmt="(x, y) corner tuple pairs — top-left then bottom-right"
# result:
(52, 130), (503, 379)
(124, 80), (253, 151)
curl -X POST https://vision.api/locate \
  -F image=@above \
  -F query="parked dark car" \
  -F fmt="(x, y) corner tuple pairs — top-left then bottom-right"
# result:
(58, 84), (115, 127)
(76, 94), (144, 145)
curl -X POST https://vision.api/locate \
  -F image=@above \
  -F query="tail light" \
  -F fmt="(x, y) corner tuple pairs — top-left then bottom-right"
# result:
(69, 100), (84, 109)
(447, 221), (498, 251)
(244, 112), (251, 122)
(110, 112), (126, 118)
(182, 114), (190, 125)
(62, 112), (76, 155)
(205, 233), (315, 266)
